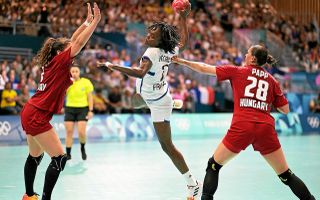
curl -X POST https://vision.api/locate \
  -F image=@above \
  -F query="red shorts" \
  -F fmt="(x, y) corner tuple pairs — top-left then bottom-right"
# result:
(21, 103), (53, 136)
(222, 121), (281, 155)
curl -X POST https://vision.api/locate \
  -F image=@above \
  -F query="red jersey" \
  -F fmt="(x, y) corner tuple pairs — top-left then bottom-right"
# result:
(28, 48), (73, 113)
(216, 65), (288, 126)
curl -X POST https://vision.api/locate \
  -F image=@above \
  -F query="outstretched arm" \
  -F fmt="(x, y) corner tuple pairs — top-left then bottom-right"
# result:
(177, 1), (191, 51)
(70, 3), (94, 42)
(172, 56), (217, 75)
(97, 58), (152, 79)
(70, 2), (101, 58)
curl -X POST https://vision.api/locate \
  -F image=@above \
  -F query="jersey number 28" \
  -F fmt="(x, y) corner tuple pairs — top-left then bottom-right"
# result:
(244, 76), (269, 101)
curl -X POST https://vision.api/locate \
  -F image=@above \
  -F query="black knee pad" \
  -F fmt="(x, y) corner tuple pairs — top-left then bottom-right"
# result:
(27, 153), (44, 166)
(50, 154), (67, 171)
(278, 169), (294, 185)
(206, 156), (222, 172)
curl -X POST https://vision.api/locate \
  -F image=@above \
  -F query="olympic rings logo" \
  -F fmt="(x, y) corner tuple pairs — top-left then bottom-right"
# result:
(307, 117), (320, 128)
(0, 121), (11, 136)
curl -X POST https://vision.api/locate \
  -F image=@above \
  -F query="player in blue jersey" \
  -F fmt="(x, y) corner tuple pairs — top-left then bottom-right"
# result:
(98, 3), (202, 199)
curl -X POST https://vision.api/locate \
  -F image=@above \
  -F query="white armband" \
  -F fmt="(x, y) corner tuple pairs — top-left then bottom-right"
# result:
(83, 21), (90, 27)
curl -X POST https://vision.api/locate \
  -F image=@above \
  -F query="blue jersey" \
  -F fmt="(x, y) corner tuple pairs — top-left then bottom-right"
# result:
(136, 47), (179, 101)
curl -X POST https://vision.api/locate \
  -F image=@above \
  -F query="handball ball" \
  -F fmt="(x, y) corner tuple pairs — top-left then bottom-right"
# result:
(172, 0), (189, 12)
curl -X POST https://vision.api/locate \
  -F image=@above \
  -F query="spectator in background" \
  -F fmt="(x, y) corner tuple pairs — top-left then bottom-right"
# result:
(309, 93), (320, 113)
(38, 4), (51, 36)
(0, 82), (18, 114)
(121, 87), (133, 113)
(93, 88), (109, 114)
(16, 85), (30, 110)
(108, 86), (122, 113)
(282, 80), (291, 94)
(0, 73), (5, 91)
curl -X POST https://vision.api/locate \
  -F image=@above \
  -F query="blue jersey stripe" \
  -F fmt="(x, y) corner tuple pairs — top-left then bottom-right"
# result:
(147, 71), (155, 76)
(139, 78), (144, 94)
(145, 85), (169, 102)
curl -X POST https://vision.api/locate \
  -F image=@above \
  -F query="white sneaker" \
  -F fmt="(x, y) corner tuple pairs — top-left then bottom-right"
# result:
(173, 99), (183, 109)
(187, 180), (202, 200)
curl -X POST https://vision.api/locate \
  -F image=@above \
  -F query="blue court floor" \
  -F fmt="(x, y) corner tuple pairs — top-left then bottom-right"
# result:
(0, 135), (319, 200)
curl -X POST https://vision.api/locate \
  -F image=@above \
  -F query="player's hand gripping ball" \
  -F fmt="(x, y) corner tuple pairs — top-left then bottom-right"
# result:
(172, 0), (190, 13)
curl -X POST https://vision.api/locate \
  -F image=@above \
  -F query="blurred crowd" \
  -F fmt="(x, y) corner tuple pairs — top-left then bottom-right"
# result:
(0, 0), (319, 115)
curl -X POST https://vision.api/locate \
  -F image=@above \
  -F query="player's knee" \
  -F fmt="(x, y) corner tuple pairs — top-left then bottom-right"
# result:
(50, 154), (68, 172)
(278, 168), (294, 185)
(206, 156), (223, 172)
(79, 135), (86, 143)
(160, 142), (174, 155)
(27, 153), (44, 166)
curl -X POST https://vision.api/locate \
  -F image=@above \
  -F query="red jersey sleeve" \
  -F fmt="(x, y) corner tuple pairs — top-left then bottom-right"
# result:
(272, 81), (288, 108)
(50, 47), (72, 70)
(216, 65), (239, 81)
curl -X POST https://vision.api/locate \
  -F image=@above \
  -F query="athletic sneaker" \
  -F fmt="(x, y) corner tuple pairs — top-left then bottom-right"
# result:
(187, 181), (202, 200)
(22, 193), (39, 200)
(173, 99), (183, 109)
(66, 154), (72, 160)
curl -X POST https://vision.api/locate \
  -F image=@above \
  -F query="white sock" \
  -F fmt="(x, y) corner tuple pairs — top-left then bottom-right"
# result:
(183, 171), (197, 186)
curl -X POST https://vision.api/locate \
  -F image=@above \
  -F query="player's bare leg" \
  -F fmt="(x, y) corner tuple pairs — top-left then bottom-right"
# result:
(33, 129), (67, 200)
(64, 121), (75, 160)
(263, 148), (315, 200)
(153, 121), (189, 173)
(202, 142), (238, 200)
(22, 135), (44, 200)
(78, 121), (88, 160)
(153, 121), (201, 199)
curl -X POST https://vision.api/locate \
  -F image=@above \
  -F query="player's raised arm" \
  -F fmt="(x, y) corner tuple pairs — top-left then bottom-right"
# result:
(172, 56), (217, 75)
(176, 1), (191, 51)
(70, 3), (94, 42)
(70, 2), (101, 58)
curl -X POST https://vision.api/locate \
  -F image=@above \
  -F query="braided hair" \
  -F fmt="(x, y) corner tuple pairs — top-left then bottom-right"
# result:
(148, 22), (180, 54)
(34, 37), (70, 67)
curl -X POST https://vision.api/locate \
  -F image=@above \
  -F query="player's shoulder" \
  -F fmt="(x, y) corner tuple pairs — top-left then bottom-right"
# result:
(145, 47), (161, 54)
(217, 65), (240, 71)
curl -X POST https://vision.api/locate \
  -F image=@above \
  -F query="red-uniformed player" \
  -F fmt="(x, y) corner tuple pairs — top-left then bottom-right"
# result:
(172, 45), (315, 200)
(20, 3), (100, 200)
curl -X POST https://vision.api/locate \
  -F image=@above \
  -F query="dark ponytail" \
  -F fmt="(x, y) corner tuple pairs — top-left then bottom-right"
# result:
(266, 54), (277, 66)
(251, 45), (277, 66)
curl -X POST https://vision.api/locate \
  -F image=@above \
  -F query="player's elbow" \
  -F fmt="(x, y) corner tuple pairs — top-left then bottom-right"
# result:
(136, 72), (145, 79)
(278, 104), (290, 114)
(70, 40), (85, 57)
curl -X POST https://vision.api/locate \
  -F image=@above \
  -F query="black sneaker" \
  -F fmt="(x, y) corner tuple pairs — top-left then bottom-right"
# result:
(66, 154), (72, 160)
(81, 149), (87, 160)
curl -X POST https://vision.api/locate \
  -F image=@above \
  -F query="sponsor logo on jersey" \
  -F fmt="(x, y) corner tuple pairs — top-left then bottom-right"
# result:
(153, 82), (166, 91)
